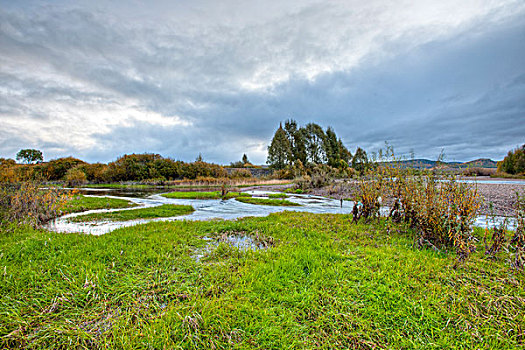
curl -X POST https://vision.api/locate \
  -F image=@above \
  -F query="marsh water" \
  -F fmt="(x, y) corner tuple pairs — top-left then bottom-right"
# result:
(47, 186), (517, 235)
(47, 188), (351, 235)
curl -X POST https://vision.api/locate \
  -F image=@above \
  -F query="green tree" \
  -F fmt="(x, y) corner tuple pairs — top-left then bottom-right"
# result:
(352, 147), (369, 174)
(242, 154), (249, 165)
(16, 149), (43, 164)
(284, 119), (307, 165)
(303, 123), (326, 165)
(337, 139), (352, 164)
(324, 127), (341, 168)
(498, 144), (525, 175)
(267, 124), (292, 170)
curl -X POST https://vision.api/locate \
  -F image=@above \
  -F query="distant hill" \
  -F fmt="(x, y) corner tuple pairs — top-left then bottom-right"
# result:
(460, 158), (498, 168)
(384, 158), (498, 169)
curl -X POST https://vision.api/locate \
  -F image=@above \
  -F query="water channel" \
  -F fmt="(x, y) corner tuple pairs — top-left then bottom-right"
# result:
(46, 186), (517, 235)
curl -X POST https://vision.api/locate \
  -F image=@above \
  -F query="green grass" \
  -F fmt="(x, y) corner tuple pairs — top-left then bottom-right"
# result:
(68, 204), (195, 222)
(0, 213), (523, 349)
(236, 196), (300, 206)
(268, 193), (287, 199)
(161, 191), (251, 200)
(285, 188), (304, 194)
(61, 195), (138, 214)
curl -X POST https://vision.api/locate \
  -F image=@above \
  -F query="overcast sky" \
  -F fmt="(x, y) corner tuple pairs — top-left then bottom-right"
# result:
(1, 0), (524, 164)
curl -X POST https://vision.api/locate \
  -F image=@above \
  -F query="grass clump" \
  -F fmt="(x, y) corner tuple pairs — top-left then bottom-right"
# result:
(68, 204), (194, 222)
(162, 191), (251, 200)
(268, 193), (287, 199)
(61, 195), (137, 214)
(235, 197), (300, 206)
(0, 212), (523, 349)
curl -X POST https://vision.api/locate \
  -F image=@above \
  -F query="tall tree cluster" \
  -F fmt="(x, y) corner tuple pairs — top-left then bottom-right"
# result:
(267, 120), (352, 169)
(498, 144), (525, 175)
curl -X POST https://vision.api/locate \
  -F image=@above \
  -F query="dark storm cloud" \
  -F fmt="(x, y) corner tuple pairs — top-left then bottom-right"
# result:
(0, 1), (524, 163)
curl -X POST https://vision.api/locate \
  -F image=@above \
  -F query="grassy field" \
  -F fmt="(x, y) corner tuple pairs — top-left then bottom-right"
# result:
(61, 195), (138, 214)
(68, 204), (194, 222)
(162, 191), (251, 200)
(1, 212), (523, 349)
(236, 196), (300, 206)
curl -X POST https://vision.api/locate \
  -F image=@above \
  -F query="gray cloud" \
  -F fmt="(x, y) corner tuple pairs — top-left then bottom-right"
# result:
(0, 0), (524, 163)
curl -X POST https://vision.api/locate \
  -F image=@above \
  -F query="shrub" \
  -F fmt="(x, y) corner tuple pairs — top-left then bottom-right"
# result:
(462, 167), (496, 176)
(272, 169), (294, 180)
(294, 175), (312, 191)
(229, 169), (252, 178)
(0, 162), (18, 183)
(0, 182), (70, 227)
(79, 163), (109, 183)
(64, 167), (88, 187)
(43, 157), (86, 181)
(183, 161), (228, 179)
(353, 165), (482, 261)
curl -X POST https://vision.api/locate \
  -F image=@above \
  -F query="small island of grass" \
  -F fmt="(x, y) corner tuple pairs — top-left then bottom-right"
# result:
(61, 195), (137, 214)
(68, 204), (194, 222)
(161, 191), (251, 200)
(268, 193), (287, 199)
(235, 197), (300, 206)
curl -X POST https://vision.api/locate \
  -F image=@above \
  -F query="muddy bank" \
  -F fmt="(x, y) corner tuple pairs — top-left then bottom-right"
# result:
(304, 180), (524, 217)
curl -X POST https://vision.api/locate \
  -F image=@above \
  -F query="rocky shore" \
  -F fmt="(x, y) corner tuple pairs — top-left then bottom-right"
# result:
(475, 182), (524, 216)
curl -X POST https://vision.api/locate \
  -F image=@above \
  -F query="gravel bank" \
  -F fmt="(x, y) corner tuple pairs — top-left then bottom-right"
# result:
(475, 183), (524, 216)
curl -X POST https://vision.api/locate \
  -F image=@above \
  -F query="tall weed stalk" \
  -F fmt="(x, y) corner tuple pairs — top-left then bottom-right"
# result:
(510, 192), (525, 270)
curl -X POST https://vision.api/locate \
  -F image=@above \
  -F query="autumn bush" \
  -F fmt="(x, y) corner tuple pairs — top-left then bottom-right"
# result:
(0, 182), (70, 227)
(353, 164), (482, 261)
(462, 167), (496, 176)
(0, 159), (18, 183)
(78, 163), (109, 183)
(229, 169), (252, 178)
(43, 157), (86, 181)
(498, 144), (525, 175)
(64, 166), (88, 187)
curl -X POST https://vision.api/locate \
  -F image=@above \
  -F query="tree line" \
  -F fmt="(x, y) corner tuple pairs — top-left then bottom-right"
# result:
(498, 144), (525, 175)
(0, 153), (231, 183)
(267, 120), (368, 172)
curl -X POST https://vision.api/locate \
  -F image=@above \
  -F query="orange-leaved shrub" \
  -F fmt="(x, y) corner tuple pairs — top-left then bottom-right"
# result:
(0, 182), (71, 227)
(353, 164), (482, 261)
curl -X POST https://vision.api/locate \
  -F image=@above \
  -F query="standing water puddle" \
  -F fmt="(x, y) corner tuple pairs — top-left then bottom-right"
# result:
(47, 188), (515, 235)
(192, 233), (272, 262)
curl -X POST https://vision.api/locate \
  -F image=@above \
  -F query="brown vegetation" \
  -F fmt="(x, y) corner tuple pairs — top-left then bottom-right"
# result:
(0, 182), (70, 227)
